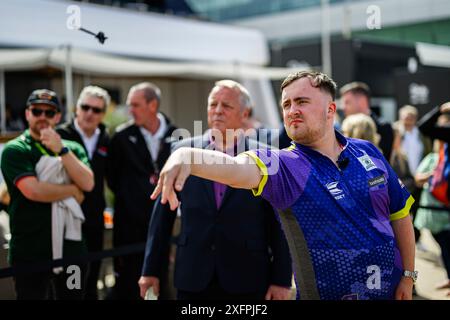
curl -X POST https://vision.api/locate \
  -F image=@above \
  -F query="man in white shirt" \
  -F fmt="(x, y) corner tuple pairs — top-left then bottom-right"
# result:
(397, 105), (431, 174)
(106, 82), (177, 299)
(56, 85), (111, 300)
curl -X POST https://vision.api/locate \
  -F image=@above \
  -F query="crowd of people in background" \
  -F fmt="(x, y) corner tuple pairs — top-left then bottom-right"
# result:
(0, 73), (449, 300)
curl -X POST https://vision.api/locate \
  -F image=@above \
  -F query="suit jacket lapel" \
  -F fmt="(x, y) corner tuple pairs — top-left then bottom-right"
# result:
(69, 121), (88, 156)
(131, 125), (153, 168)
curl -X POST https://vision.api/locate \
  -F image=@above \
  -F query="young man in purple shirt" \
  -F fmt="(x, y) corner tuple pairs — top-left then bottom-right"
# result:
(150, 71), (417, 300)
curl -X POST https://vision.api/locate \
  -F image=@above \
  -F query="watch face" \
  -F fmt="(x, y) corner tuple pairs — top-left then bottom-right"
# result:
(60, 147), (69, 156)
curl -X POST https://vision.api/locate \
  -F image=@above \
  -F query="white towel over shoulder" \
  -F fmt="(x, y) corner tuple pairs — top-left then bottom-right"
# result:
(35, 156), (85, 274)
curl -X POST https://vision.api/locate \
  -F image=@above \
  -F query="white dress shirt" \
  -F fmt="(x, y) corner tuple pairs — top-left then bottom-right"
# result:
(139, 113), (167, 162)
(401, 126), (423, 174)
(74, 119), (100, 160)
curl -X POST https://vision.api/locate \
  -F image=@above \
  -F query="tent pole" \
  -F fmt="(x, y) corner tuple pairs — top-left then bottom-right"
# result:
(321, 0), (332, 77)
(64, 44), (73, 122)
(0, 70), (6, 133)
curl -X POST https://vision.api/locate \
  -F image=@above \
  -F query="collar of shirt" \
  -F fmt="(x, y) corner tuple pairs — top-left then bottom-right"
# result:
(294, 129), (349, 156)
(403, 126), (419, 139)
(74, 119), (100, 159)
(139, 113), (167, 162)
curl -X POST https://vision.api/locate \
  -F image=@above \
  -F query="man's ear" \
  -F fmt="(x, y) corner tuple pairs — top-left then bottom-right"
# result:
(55, 112), (62, 124)
(328, 102), (337, 116)
(241, 108), (250, 120)
(148, 99), (158, 113)
(24, 108), (31, 122)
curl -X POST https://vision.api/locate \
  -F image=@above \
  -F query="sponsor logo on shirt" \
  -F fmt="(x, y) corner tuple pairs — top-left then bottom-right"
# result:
(357, 154), (377, 171)
(368, 175), (386, 188)
(326, 181), (345, 200)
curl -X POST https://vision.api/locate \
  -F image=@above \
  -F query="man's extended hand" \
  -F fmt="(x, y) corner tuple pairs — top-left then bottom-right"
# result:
(441, 102), (450, 114)
(138, 276), (160, 299)
(265, 284), (292, 300)
(395, 277), (413, 300)
(150, 148), (191, 210)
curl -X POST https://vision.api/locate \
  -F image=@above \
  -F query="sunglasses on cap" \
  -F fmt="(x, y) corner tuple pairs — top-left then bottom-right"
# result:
(80, 104), (104, 114)
(29, 108), (58, 118)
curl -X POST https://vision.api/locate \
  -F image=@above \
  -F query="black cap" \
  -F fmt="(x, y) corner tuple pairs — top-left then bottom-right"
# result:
(27, 89), (60, 110)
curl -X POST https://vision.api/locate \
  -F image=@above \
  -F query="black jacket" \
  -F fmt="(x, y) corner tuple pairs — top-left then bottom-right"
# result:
(106, 116), (177, 245)
(370, 112), (394, 161)
(142, 134), (292, 294)
(56, 121), (110, 229)
(418, 106), (450, 143)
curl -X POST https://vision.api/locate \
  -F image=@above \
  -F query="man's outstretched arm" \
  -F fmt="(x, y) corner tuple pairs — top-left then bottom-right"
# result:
(150, 147), (262, 210)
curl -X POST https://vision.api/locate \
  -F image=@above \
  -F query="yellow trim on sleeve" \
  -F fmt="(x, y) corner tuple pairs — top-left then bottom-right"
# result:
(244, 151), (268, 197)
(390, 195), (415, 221)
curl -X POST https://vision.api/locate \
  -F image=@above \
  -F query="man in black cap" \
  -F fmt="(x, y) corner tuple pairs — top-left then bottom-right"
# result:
(1, 89), (94, 299)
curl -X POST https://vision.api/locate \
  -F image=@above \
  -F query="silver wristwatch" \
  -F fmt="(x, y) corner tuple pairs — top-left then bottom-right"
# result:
(402, 270), (418, 283)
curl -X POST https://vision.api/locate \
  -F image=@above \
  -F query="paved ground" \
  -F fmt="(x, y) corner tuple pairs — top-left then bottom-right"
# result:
(414, 229), (450, 300)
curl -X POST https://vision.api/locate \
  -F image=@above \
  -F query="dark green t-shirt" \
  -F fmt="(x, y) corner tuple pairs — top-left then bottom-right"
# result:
(1, 130), (90, 264)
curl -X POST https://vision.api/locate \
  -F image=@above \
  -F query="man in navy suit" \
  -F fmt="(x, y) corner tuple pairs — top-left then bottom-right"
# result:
(139, 80), (292, 300)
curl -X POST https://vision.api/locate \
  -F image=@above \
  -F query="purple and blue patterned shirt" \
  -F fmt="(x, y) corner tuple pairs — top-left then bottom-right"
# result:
(246, 131), (414, 300)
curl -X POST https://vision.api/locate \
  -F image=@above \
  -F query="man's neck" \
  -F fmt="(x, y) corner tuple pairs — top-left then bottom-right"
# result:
(142, 115), (160, 135)
(362, 107), (371, 116)
(75, 119), (96, 138)
(29, 129), (41, 142)
(308, 130), (342, 164)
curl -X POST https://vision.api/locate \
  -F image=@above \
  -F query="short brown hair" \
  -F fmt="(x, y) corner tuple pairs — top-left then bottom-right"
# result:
(339, 81), (371, 99)
(281, 71), (337, 100)
(129, 82), (161, 106)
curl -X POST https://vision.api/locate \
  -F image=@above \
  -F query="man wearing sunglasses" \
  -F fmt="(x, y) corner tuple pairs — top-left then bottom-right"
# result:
(56, 85), (110, 300)
(1, 89), (94, 300)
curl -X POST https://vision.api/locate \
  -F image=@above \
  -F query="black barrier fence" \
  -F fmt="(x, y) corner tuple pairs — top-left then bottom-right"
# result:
(0, 205), (449, 280)
(0, 242), (146, 279)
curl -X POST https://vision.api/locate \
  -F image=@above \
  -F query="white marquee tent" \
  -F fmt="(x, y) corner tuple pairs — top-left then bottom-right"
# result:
(0, 0), (300, 131)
